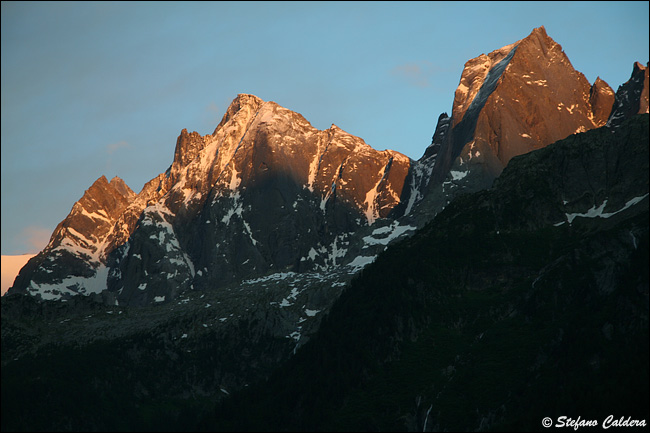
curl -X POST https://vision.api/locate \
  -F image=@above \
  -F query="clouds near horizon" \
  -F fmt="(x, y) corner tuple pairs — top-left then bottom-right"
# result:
(18, 226), (51, 254)
(1, 253), (36, 295)
(391, 61), (435, 88)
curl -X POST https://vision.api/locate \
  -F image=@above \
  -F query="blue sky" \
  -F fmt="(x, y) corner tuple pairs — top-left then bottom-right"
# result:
(1, 1), (648, 255)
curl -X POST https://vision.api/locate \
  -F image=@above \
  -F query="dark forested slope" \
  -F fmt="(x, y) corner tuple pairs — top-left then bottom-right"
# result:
(211, 115), (649, 432)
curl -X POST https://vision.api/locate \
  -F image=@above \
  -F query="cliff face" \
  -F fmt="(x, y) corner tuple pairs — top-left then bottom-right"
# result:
(589, 77), (617, 126)
(607, 61), (650, 128)
(433, 26), (614, 185)
(411, 27), (648, 226)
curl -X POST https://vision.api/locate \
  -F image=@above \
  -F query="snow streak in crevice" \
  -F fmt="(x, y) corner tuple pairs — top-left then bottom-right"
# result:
(433, 44), (518, 183)
(364, 156), (393, 225)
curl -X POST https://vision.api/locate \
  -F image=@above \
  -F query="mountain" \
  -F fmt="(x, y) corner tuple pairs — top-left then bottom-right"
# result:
(3, 114), (646, 432)
(411, 27), (647, 223)
(2, 26), (648, 432)
(436, 26), (612, 178)
(6, 28), (648, 308)
(8, 93), (415, 307)
(210, 113), (649, 432)
(10, 176), (136, 300)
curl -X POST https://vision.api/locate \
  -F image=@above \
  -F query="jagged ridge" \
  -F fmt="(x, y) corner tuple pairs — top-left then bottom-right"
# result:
(8, 94), (415, 305)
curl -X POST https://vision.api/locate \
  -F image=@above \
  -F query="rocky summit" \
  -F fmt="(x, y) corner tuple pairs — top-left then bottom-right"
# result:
(607, 61), (649, 128)
(412, 26), (648, 222)
(11, 176), (136, 300)
(2, 26), (648, 432)
(8, 93), (415, 307)
(438, 26), (613, 180)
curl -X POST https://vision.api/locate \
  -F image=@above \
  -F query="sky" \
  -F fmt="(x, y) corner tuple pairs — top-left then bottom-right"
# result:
(1, 1), (649, 256)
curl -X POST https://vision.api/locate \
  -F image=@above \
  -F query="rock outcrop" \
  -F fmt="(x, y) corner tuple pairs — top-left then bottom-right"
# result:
(607, 61), (649, 128)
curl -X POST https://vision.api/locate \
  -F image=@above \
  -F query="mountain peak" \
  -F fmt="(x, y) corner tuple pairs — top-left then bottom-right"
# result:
(213, 93), (266, 133)
(528, 25), (549, 39)
(86, 175), (133, 200)
(94, 174), (109, 185)
(449, 26), (559, 119)
(606, 61), (649, 127)
(431, 26), (614, 186)
(590, 76), (616, 126)
(235, 92), (264, 104)
(594, 76), (608, 86)
(51, 175), (136, 249)
(517, 24), (563, 57)
(451, 38), (518, 129)
(108, 176), (134, 198)
(171, 128), (207, 178)
(84, 175), (133, 197)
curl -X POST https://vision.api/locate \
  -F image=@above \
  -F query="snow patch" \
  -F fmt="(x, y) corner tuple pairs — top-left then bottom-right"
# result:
(26, 265), (109, 301)
(347, 255), (376, 271)
(364, 167), (386, 224)
(228, 165), (241, 191)
(565, 194), (648, 224)
(403, 159), (435, 216)
(279, 298), (293, 307)
(363, 222), (416, 247)
(450, 170), (468, 181)
(526, 79), (548, 86)
(80, 208), (110, 222)
(244, 272), (296, 285)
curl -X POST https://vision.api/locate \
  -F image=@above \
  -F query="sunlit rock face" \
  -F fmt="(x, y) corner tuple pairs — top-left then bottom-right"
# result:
(411, 27), (648, 224)
(433, 26), (615, 186)
(106, 94), (413, 306)
(9, 176), (136, 300)
(9, 94), (414, 306)
(589, 77), (616, 127)
(160, 94), (410, 226)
